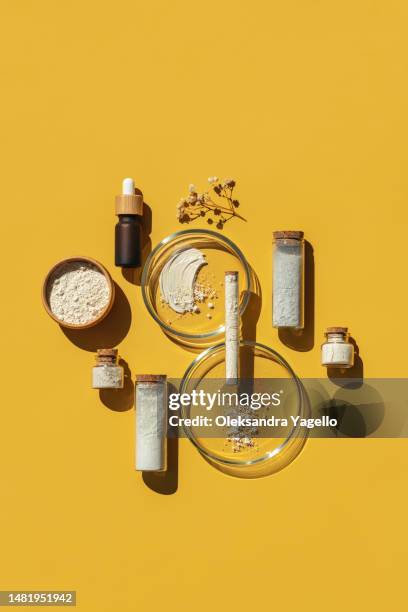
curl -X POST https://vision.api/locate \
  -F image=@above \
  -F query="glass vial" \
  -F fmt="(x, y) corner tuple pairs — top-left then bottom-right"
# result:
(115, 178), (143, 268)
(92, 348), (124, 389)
(225, 271), (239, 385)
(135, 375), (167, 472)
(321, 327), (354, 368)
(272, 231), (305, 329)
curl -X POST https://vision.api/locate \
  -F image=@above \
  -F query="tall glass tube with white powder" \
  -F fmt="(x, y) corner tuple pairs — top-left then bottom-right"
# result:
(135, 375), (167, 472)
(272, 231), (304, 329)
(225, 271), (239, 385)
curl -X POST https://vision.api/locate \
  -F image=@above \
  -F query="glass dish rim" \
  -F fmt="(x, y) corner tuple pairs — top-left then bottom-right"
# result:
(179, 340), (304, 467)
(141, 228), (252, 340)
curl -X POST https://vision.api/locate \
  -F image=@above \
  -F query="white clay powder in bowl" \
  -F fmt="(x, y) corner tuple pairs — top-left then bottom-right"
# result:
(43, 258), (114, 328)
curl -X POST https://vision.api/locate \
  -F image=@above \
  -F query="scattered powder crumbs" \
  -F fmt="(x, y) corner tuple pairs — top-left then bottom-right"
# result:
(226, 406), (258, 453)
(47, 261), (110, 325)
(160, 271), (219, 326)
(227, 436), (256, 453)
(193, 280), (215, 305)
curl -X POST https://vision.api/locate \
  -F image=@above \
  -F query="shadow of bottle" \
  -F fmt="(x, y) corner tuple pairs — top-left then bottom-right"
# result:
(61, 282), (132, 352)
(317, 338), (373, 436)
(99, 358), (134, 412)
(320, 384), (385, 438)
(239, 272), (262, 382)
(142, 382), (179, 495)
(122, 201), (152, 286)
(278, 240), (314, 351)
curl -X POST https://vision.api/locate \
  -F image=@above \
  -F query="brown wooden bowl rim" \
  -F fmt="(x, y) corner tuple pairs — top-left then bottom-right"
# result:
(42, 256), (115, 329)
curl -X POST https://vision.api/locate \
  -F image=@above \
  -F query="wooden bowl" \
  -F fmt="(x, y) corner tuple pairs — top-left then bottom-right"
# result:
(42, 256), (115, 329)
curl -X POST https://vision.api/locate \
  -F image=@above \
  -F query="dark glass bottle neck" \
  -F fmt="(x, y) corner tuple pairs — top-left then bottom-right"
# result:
(118, 214), (139, 222)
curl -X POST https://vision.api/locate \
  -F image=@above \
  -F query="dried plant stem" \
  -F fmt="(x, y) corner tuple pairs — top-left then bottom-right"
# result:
(177, 177), (246, 229)
(208, 202), (246, 220)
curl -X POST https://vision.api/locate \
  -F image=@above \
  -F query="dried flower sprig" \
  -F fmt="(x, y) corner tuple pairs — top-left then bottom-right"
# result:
(176, 177), (246, 229)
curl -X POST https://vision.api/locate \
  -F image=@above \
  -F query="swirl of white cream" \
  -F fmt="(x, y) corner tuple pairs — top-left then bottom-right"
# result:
(159, 248), (207, 314)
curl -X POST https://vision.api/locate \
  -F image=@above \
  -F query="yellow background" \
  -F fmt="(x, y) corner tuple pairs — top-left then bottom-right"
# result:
(1, 1), (408, 610)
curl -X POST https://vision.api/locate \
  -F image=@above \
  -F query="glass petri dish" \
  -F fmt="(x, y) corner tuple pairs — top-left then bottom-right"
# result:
(141, 229), (252, 346)
(179, 341), (307, 476)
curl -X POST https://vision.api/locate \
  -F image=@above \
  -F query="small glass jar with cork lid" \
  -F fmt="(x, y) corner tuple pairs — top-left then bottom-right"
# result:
(272, 231), (305, 329)
(92, 349), (124, 389)
(321, 327), (354, 369)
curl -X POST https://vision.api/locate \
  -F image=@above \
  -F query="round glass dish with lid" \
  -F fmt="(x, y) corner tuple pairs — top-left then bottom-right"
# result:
(141, 229), (252, 346)
(179, 341), (307, 477)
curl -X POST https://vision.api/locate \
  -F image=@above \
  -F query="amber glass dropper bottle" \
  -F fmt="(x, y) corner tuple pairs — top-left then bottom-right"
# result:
(115, 178), (143, 268)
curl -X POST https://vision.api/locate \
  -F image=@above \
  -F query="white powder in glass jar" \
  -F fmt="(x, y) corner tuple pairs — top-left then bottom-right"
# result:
(47, 261), (110, 325)
(225, 271), (239, 384)
(273, 246), (303, 328)
(136, 379), (167, 471)
(321, 343), (354, 367)
(92, 365), (123, 389)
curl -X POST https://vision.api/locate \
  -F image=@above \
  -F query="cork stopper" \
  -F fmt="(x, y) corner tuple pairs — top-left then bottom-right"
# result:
(225, 271), (239, 278)
(96, 348), (118, 364)
(326, 327), (348, 335)
(115, 193), (143, 216)
(273, 231), (304, 240)
(136, 374), (167, 383)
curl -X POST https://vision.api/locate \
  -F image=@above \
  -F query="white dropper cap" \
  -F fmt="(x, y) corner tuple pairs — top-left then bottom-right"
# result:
(122, 177), (135, 195)
(115, 178), (143, 215)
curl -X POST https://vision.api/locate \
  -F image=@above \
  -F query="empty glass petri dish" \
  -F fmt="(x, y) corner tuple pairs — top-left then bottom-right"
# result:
(141, 229), (252, 347)
(179, 341), (307, 477)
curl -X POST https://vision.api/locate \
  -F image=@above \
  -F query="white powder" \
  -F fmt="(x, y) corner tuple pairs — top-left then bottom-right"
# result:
(159, 247), (207, 313)
(47, 261), (110, 325)
(225, 272), (239, 384)
(226, 405), (257, 453)
(273, 246), (303, 328)
(92, 365), (123, 389)
(321, 343), (354, 367)
(136, 381), (167, 471)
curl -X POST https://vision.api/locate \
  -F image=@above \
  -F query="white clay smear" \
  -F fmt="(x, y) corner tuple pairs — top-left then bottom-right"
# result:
(159, 248), (207, 314)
